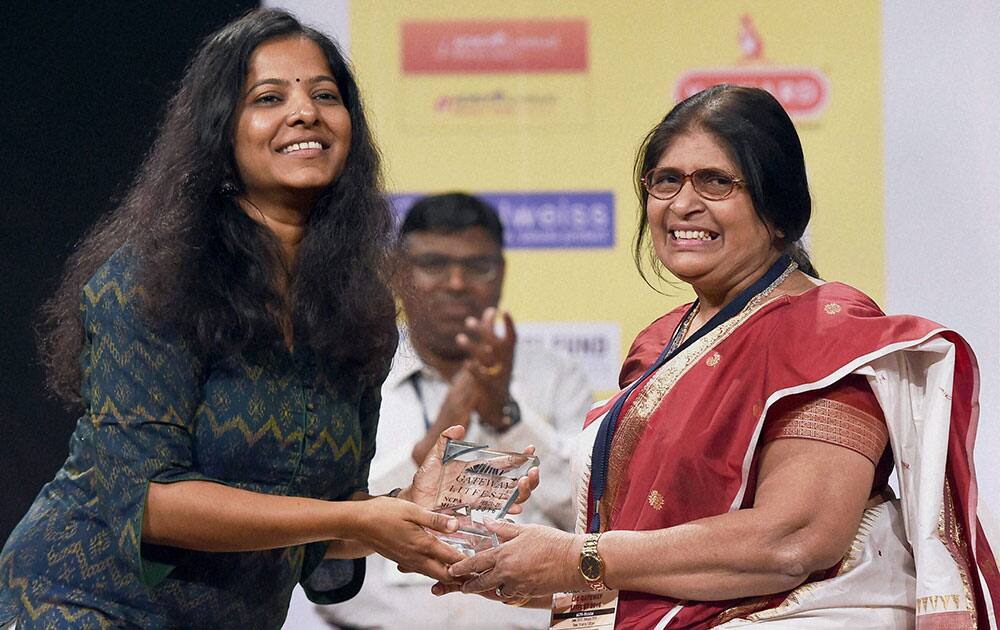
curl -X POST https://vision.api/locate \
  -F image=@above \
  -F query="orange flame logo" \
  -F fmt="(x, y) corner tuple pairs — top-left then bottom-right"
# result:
(739, 14), (764, 61)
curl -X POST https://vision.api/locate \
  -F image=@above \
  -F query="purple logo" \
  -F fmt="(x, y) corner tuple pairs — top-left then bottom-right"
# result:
(390, 191), (614, 249)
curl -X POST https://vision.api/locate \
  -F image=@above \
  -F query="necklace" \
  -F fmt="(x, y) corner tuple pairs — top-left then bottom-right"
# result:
(668, 303), (700, 354)
(587, 256), (797, 533)
(670, 260), (797, 354)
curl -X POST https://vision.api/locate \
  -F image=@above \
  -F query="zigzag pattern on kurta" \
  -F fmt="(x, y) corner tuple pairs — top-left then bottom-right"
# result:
(309, 429), (360, 461)
(1, 250), (379, 628)
(202, 406), (304, 446)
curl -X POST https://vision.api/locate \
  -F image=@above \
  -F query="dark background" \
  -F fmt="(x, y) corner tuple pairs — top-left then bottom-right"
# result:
(1, 1), (257, 544)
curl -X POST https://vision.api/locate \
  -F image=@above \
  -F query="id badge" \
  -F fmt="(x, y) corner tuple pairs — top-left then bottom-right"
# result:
(549, 590), (619, 629)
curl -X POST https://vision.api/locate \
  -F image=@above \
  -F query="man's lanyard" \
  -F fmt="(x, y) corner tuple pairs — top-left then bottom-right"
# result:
(409, 372), (432, 430)
(587, 255), (794, 533)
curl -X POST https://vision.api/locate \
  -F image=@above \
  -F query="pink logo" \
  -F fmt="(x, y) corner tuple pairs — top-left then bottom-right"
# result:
(401, 19), (588, 74)
(738, 13), (764, 60)
(675, 14), (829, 119)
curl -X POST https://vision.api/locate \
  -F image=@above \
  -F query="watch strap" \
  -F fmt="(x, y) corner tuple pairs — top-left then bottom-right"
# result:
(579, 532), (608, 591)
(500, 398), (521, 430)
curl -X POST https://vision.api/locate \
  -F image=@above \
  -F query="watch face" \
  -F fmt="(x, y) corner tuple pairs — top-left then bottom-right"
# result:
(581, 554), (602, 580)
(502, 400), (521, 424)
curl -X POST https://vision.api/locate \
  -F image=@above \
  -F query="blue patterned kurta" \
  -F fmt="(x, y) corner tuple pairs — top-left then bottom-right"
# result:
(0, 251), (384, 629)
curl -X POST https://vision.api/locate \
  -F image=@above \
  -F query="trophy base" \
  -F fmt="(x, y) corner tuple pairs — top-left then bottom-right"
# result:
(432, 505), (499, 556)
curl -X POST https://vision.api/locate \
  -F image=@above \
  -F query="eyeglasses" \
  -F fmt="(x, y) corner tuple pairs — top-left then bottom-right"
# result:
(642, 167), (746, 201)
(407, 253), (502, 283)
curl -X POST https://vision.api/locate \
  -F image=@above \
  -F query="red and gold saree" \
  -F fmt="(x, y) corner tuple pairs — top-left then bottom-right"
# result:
(573, 281), (998, 629)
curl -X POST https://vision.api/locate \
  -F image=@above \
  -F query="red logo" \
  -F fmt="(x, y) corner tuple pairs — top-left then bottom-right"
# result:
(675, 68), (828, 117)
(674, 14), (829, 119)
(401, 19), (588, 74)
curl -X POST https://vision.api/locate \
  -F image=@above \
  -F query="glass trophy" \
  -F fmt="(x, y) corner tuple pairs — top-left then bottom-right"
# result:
(432, 439), (539, 556)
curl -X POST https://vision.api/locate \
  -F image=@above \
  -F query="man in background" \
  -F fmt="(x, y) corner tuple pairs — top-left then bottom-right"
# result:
(319, 192), (593, 629)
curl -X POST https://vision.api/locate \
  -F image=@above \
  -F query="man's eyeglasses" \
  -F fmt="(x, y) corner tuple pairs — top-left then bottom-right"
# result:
(642, 167), (746, 201)
(407, 254), (502, 283)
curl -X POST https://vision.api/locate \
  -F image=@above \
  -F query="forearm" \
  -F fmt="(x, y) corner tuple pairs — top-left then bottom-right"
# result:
(600, 509), (835, 600)
(446, 515), (821, 601)
(143, 480), (370, 554)
(451, 440), (872, 601)
(598, 441), (873, 600)
(323, 538), (374, 559)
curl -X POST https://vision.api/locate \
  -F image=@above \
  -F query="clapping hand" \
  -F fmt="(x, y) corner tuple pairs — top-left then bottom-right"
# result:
(456, 307), (516, 430)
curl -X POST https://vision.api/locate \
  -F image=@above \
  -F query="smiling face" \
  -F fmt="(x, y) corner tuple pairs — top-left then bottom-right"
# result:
(232, 36), (351, 211)
(400, 228), (504, 361)
(647, 130), (781, 301)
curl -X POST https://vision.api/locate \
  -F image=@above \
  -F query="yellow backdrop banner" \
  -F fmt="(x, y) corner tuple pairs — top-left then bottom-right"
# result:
(351, 1), (883, 395)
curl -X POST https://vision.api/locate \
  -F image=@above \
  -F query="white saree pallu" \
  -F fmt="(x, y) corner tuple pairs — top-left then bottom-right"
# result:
(708, 334), (995, 628)
(718, 500), (915, 629)
(866, 334), (994, 628)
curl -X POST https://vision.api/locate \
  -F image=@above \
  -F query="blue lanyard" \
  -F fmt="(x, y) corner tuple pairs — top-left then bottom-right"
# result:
(587, 255), (792, 533)
(409, 373), (432, 430)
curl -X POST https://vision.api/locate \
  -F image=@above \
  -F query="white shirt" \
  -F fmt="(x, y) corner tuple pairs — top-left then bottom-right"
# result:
(304, 331), (593, 629)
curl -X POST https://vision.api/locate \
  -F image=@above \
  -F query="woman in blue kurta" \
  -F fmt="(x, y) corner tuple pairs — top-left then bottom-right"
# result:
(0, 10), (514, 629)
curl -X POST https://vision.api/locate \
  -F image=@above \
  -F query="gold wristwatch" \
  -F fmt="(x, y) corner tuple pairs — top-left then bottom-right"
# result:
(578, 532), (608, 591)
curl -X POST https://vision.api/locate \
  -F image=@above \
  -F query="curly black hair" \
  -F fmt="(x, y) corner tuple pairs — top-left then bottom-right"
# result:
(38, 8), (397, 404)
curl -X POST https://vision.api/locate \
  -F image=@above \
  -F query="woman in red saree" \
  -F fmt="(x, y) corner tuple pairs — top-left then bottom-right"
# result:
(446, 85), (999, 628)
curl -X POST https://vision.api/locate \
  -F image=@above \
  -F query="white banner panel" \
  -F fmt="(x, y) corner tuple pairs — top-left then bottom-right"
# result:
(517, 321), (621, 394)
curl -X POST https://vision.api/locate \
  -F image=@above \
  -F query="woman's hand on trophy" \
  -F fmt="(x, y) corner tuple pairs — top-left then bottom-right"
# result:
(403, 425), (540, 515)
(404, 425), (468, 508)
(354, 496), (466, 583)
(504, 457), (539, 515)
(437, 521), (580, 598)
